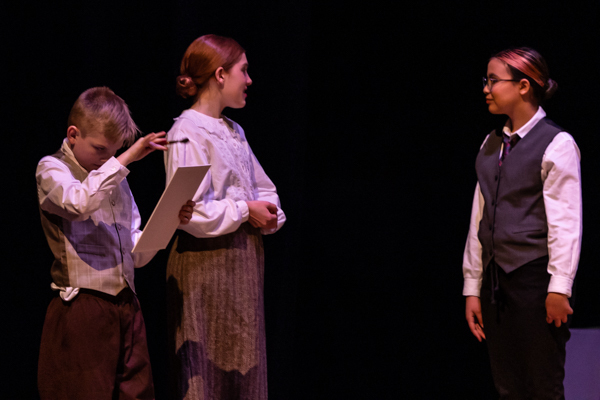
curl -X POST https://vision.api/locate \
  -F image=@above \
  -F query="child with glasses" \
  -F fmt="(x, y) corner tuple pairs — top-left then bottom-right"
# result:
(463, 48), (581, 398)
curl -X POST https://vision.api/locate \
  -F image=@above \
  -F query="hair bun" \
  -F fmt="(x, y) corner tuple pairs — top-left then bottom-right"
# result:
(175, 75), (198, 99)
(544, 78), (558, 100)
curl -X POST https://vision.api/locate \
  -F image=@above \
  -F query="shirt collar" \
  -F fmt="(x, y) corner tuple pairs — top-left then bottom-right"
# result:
(60, 138), (88, 175)
(502, 107), (546, 139)
(181, 108), (236, 135)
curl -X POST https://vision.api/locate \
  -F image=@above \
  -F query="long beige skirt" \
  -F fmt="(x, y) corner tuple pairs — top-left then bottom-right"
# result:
(167, 223), (267, 400)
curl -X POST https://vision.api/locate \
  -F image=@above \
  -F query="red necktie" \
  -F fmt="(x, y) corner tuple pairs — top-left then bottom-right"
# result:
(499, 134), (520, 166)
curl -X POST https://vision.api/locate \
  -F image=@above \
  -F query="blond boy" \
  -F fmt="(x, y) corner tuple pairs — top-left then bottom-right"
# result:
(36, 87), (193, 399)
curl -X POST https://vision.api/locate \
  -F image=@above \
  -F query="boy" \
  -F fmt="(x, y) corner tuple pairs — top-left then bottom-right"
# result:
(36, 87), (194, 399)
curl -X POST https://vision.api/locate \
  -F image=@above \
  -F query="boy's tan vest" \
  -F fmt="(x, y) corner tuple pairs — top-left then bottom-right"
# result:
(39, 148), (136, 295)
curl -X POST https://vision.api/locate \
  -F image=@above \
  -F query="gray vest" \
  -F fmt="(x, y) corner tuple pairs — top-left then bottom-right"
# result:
(476, 118), (561, 273)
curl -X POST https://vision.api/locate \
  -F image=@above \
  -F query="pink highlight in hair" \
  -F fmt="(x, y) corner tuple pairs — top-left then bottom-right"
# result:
(496, 49), (545, 88)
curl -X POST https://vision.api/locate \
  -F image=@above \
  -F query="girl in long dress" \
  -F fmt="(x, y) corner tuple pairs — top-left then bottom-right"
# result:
(165, 34), (286, 400)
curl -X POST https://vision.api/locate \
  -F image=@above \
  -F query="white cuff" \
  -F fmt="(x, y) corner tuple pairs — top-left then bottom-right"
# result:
(237, 200), (250, 222)
(547, 275), (574, 297)
(463, 278), (482, 297)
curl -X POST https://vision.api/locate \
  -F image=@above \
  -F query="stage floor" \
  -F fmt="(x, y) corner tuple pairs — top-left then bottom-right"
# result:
(564, 328), (600, 399)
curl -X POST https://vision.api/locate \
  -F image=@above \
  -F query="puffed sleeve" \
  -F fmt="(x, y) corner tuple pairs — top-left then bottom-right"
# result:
(249, 147), (286, 235)
(164, 118), (250, 238)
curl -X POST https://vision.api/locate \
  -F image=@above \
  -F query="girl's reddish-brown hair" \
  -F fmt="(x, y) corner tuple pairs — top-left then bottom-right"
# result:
(176, 34), (245, 100)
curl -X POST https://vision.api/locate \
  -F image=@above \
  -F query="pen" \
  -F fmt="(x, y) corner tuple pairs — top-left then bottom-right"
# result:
(166, 138), (189, 145)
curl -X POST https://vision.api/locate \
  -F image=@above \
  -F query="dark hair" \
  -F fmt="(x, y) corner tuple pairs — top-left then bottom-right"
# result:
(493, 47), (558, 105)
(176, 34), (245, 100)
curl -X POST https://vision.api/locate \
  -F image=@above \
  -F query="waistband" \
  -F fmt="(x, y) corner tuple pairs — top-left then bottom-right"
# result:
(75, 287), (136, 304)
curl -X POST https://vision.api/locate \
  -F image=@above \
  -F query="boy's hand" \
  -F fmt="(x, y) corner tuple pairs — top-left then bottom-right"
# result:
(246, 200), (278, 230)
(117, 132), (168, 167)
(179, 200), (195, 225)
(545, 292), (573, 327)
(465, 296), (486, 342)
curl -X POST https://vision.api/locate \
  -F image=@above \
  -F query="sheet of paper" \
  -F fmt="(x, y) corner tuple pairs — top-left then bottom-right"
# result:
(132, 165), (210, 253)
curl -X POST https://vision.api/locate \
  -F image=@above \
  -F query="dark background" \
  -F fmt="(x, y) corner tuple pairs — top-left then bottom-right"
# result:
(2, 1), (598, 399)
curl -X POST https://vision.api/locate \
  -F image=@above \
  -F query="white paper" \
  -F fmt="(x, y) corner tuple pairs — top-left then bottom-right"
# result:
(132, 165), (210, 253)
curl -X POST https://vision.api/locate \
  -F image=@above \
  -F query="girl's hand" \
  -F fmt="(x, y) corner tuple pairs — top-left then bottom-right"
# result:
(246, 200), (277, 230)
(178, 200), (196, 225)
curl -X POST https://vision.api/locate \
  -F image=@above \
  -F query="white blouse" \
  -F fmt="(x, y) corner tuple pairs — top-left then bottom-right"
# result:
(164, 109), (285, 238)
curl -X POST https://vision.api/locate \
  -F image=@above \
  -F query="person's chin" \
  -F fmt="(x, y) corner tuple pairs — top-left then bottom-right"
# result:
(487, 105), (500, 114)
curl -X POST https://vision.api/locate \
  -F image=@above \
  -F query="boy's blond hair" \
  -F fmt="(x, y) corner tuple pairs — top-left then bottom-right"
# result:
(67, 87), (139, 147)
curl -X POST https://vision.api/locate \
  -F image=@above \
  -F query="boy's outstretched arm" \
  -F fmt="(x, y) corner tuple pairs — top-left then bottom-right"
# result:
(466, 296), (486, 342)
(117, 132), (168, 167)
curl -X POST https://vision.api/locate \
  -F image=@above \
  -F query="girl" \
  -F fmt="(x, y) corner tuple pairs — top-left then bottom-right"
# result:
(165, 34), (286, 400)
(462, 48), (581, 398)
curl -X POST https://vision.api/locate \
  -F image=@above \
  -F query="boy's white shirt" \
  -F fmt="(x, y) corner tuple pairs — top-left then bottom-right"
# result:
(37, 139), (155, 300)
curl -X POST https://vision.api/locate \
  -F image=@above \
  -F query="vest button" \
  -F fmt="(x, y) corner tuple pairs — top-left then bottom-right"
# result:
(495, 175), (498, 181)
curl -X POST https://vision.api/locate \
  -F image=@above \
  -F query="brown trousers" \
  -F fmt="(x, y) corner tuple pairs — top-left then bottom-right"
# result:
(38, 288), (154, 400)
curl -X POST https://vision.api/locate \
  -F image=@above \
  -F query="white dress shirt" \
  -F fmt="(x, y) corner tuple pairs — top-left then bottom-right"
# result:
(165, 109), (285, 238)
(37, 139), (156, 300)
(463, 107), (582, 297)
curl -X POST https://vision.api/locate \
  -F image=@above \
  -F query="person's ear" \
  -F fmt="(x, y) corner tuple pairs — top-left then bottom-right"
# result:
(67, 125), (80, 146)
(518, 78), (532, 96)
(215, 67), (225, 85)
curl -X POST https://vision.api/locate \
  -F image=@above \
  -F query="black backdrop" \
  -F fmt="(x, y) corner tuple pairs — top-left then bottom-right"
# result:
(2, 1), (599, 399)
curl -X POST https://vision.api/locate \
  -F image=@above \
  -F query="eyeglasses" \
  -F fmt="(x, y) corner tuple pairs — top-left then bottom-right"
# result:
(482, 77), (519, 89)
